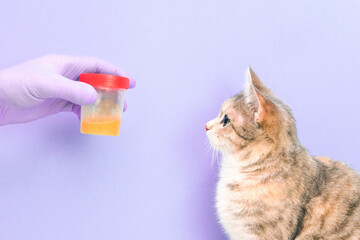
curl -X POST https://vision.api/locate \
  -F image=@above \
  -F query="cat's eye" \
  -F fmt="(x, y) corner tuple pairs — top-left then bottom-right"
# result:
(222, 114), (231, 127)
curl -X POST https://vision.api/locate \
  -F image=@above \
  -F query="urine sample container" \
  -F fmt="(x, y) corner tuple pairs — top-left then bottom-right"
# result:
(79, 73), (129, 136)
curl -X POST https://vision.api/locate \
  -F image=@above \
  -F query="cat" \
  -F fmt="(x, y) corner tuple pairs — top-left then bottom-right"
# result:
(205, 68), (360, 240)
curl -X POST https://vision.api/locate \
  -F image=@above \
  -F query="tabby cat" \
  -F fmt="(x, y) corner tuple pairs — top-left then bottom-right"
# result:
(206, 68), (360, 240)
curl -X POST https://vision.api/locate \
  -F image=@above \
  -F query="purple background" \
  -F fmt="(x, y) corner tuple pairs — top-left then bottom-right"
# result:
(0, 1), (360, 239)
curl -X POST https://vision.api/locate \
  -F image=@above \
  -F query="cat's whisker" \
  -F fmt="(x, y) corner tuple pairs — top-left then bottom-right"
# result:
(212, 147), (217, 169)
(202, 136), (211, 149)
(217, 144), (224, 171)
(205, 137), (214, 168)
(205, 141), (216, 169)
(214, 145), (221, 169)
(210, 148), (214, 168)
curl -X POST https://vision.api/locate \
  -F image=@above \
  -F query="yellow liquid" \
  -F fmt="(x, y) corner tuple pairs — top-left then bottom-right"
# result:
(81, 118), (121, 136)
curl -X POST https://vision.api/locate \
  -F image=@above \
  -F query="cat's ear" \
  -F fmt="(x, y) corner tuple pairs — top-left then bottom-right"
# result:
(248, 86), (273, 124)
(246, 67), (274, 97)
(245, 68), (277, 125)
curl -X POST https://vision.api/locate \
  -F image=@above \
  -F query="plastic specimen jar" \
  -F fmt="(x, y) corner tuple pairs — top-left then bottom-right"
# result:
(79, 73), (129, 136)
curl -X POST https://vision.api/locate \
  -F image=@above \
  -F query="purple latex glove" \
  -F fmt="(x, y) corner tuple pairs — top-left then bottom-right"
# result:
(0, 55), (135, 125)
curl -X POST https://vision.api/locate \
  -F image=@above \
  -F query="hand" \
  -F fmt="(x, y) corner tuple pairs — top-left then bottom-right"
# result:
(0, 55), (135, 125)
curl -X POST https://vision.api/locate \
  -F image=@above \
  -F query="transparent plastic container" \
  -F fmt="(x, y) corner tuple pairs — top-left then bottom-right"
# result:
(79, 73), (129, 136)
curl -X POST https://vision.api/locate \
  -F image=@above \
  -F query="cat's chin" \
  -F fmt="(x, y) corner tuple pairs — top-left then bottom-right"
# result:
(208, 140), (225, 152)
(207, 133), (234, 154)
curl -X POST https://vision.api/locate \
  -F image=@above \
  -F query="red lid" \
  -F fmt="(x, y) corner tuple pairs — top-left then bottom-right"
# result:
(79, 73), (129, 90)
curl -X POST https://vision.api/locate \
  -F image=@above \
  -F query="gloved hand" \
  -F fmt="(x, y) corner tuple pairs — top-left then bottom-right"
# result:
(0, 55), (135, 125)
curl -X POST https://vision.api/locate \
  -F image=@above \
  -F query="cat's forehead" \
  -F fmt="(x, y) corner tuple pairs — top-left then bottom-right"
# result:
(221, 99), (234, 112)
(221, 93), (245, 112)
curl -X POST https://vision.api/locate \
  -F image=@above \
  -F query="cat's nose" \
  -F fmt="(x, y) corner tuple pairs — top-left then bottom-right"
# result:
(205, 125), (210, 131)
